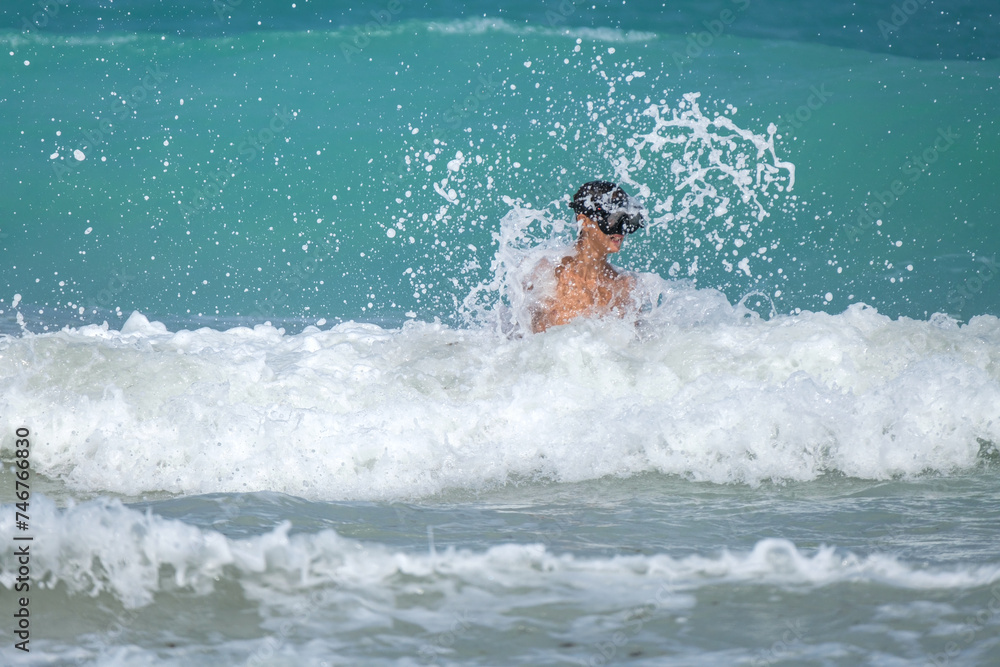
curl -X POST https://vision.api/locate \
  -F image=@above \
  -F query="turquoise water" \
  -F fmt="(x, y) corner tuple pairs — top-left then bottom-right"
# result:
(1, 2), (999, 665)
(2, 4), (998, 329)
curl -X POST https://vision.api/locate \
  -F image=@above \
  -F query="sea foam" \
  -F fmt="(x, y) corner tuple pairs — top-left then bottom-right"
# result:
(2, 496), (998, 611)
(1, 297), (998, 500)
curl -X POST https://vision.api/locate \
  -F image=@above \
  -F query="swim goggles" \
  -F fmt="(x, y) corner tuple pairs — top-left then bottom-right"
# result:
(600, 209), (645, 236)
(569, 202), (645, 236)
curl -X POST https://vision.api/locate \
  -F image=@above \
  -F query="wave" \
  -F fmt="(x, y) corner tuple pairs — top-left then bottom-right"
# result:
(2, 496), (998, 611)
(0, 17), (656, 48)
(425, 17), (659, 42)
(1, 296), (998, 500)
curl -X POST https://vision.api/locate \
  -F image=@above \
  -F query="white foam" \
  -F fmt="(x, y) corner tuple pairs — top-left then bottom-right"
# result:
(2, 497), (997, 612)
(1, 302), (998, 500)
(627, 93), (794, 223)
(424, 18), (659, 43)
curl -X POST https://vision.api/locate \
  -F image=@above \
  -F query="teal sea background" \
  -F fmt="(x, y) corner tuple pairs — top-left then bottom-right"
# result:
(1, 0), (998, 329)
(1, 1), (999, 665)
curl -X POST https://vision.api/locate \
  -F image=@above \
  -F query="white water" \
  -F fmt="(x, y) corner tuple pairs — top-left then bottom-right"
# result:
(2, 300), (998, 501)
(3, 496), (998, 611)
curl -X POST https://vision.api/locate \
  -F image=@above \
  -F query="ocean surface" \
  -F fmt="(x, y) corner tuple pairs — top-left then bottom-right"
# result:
(2, 0), (999, 664)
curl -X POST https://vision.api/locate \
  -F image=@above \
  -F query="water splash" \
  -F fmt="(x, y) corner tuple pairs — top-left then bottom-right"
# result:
(616, 92), (795, 224)
(453, 91), (796, 332)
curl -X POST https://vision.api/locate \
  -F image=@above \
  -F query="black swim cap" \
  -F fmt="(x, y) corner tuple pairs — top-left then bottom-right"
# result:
(568, 180), (645, 235)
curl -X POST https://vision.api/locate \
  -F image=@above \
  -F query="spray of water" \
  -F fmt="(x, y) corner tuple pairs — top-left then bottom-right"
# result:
(379, 39), (797, 331)
(451, 92), (796, 333)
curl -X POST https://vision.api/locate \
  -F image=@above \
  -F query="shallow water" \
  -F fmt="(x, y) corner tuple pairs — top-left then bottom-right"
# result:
(2, 472), (999, 665)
